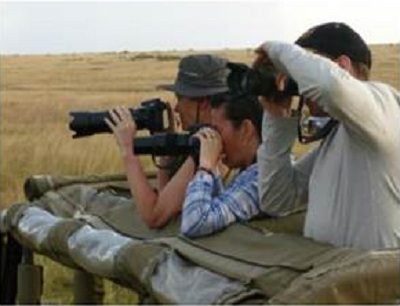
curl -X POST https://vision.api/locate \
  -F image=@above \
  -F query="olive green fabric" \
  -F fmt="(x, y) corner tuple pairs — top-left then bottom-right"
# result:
(40, 184), (181, 239)
(42, 219), (87, 269)
(5, 204), (264, 304)
(269, 249), (400, 304)
(177, 224), (334, 271)
(17, 264), (43, 304)
(115, 243), (256, 304)
(248, 211), (306, 235)
(5, 174), (400, 304)
(23, 173), (133, 201)
(115, 244), (265, 304)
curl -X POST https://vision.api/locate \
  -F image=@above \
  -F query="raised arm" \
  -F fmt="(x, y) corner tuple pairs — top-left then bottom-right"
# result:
(106, 106), (196, 229)
(262, 42), (397, 145)
(257, 110), (315, 216)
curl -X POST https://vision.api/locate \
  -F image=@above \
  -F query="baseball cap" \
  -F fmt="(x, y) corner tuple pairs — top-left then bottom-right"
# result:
(158, 54), (229, 97)
(295, 22), (372, 69)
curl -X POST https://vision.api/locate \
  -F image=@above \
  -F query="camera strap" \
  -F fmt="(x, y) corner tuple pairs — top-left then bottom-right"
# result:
(296, 98), (339, 144)
(298, 118), (338, 144)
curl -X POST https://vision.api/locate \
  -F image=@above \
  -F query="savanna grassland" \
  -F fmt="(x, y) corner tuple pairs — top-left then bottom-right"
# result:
(1, 45), (399, 303)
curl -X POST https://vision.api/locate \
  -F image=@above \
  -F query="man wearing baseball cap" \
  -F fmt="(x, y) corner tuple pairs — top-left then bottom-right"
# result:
(106, 54), (232, 229)
(256, 22), (400, 250)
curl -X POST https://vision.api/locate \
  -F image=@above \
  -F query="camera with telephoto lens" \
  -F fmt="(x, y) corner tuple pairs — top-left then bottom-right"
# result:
(227, 62), (299, 97)
(69, 101), (207, 160)
(69, 99), (168, 138)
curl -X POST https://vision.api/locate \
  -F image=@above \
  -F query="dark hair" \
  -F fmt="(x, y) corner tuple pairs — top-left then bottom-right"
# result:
(295, 22), (372, 70)
(210, 92), (263, 140)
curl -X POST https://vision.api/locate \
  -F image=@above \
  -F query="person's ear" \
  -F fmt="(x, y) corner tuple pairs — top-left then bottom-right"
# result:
(336, 55), (353, 72)
(240, 119), (255, 140)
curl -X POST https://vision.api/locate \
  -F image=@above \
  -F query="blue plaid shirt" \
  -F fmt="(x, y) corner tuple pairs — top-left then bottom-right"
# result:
(181, 163), (260, 237)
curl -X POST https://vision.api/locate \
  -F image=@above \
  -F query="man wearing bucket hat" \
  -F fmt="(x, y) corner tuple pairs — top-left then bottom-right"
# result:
(255, 22), (400, 250)
(159, 54), (230, 130)
(105, 54), (233, 229)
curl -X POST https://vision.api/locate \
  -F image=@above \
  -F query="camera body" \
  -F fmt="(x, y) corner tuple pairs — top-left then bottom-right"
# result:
(227, 62), (298, 97)
(69, 98), (167, 138)
(226, 62), (337, 143)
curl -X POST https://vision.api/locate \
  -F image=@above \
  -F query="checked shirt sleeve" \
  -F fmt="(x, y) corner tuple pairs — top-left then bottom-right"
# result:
(181, 164), (260, 238)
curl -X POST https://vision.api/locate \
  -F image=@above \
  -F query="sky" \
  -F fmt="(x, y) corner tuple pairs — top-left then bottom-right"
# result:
(0, 0), (399, 55)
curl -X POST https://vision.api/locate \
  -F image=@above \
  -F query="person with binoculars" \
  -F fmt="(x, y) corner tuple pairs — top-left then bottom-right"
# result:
(180, 92), (262, 237)
(255, 22), (400, 250)
(106, 55), (263, 235)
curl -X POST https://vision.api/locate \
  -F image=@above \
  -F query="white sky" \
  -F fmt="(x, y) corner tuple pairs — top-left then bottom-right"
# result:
(1, 0), (399, 55)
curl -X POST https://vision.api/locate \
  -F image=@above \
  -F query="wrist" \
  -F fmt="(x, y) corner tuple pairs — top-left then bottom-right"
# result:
(199, 161), (215, 171)
(199, 158), (217, 171)
(122, 151), (139, 162)
(197, 166), (215, 176)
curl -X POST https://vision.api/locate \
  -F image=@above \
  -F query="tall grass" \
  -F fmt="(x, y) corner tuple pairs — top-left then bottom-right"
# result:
(1, 45), (399, 303)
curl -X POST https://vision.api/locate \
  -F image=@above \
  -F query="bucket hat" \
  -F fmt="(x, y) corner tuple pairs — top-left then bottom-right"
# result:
(158, 54), (229, 97)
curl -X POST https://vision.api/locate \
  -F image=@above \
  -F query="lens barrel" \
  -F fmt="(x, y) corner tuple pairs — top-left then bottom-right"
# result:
(69, 99), (167, 138)
(134, 134), (200, 156)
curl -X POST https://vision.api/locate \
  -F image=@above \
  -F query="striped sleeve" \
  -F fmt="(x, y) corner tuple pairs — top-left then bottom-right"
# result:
(181, 164), (260, 238)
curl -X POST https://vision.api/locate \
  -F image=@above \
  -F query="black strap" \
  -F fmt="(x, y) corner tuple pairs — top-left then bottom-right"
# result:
(0, 234), (23, 305)
(298, 118), (338, 144)
(296, 98), (338, 144)
(0, 233), (3, 303)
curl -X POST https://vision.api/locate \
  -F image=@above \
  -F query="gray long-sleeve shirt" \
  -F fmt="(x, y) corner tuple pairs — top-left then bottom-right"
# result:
(258, 42), (400, 250)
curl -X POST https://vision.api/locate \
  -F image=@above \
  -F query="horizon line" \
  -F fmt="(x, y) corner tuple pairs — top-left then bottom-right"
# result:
(2, 42), (399, 57)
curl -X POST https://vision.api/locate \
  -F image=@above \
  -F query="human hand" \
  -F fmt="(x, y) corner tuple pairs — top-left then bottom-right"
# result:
(260, 73), (294, 117)
(254, 43), (294, 117)
(253, 42), (274, 69)
(194, 127), (222, 171)
(104, 106), (137, 157)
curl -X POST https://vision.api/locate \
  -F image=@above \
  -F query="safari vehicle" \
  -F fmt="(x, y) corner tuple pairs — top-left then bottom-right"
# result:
(1, 171), (399, 304)
(1, 52), (399, 304)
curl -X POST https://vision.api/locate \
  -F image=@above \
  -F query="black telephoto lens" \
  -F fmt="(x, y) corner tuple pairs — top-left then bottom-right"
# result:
(69, 99), (167, 138)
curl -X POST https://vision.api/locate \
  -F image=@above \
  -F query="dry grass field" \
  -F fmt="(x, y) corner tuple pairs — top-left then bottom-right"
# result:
(1, 44), (399, 303)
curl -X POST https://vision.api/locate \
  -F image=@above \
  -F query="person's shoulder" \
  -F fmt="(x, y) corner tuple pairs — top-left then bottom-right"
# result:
(367, 81), (400, 100)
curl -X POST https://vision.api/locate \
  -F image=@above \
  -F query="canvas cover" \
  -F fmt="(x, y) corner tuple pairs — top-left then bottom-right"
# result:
(2, 174), (400, 304)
